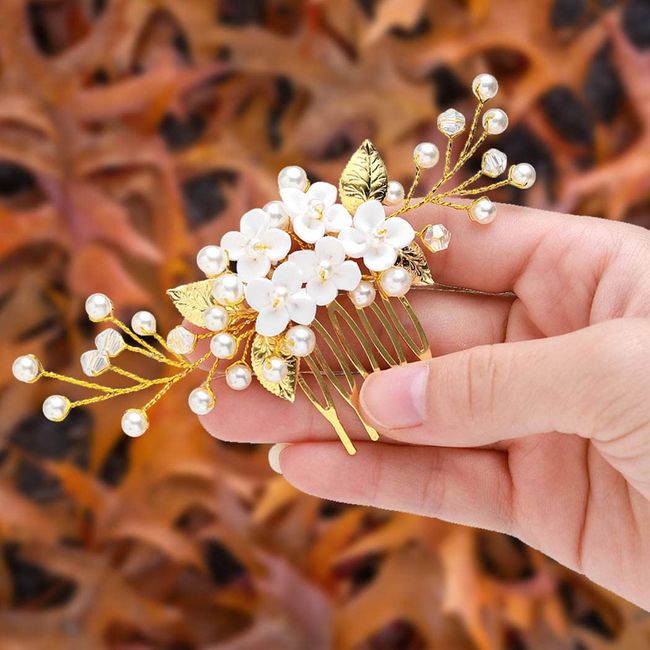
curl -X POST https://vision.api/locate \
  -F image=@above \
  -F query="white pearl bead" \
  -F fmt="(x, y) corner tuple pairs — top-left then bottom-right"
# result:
(167, 326), (197, 354)
(379, 267), (412, 298)
(226, 363), (252, 391)
(278, 165), (308, 191)
(349, 280), (376, 309)
(210, 332), (237, 359)
(510, 163), (537, 189)
(262, 356), (288, 384)
(188, 386), (215, 415)
(121, 409), (149, 437)
(470, 197), (497, 224)
(482, 108), (508, 135)
(384, 181), (405, 206)
(85, 293), (113, 322)
(212, 273), (244, 306)
(131, 311), (156, 336)
(197, 245), (228, 277)
(413, 142), (440, 169)
(284, 325), (316, 358)
(43, 395), (70, 422)
(203, 306), (229, 332)
(263, 200), (290, 230)
(12, 355), (41, 383)
(473, 73), (499, 101)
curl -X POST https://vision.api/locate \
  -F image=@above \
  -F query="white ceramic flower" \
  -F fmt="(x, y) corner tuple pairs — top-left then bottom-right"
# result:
(245, 261), (317, 336)
(280, 182), (352, 244)
(221, 209), (291, 282)
(290, 237), (361, 306)
(338, 200), (415, 272)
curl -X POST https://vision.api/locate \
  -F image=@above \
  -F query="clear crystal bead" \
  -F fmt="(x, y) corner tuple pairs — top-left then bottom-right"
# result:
(422, 224), (451, 253)
(481, 149), (508, 178)
(167, 326), (196, 354)
(437, 109), (466, 137)
(80, 350), (110, 377)
(95, 329), (125, 357)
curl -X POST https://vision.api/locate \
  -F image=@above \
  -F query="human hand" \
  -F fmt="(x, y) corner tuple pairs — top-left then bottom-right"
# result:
(199, 203), (650, 611)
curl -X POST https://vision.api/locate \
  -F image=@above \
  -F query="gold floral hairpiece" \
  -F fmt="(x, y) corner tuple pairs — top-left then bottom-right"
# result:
(12, 73), (536, 456)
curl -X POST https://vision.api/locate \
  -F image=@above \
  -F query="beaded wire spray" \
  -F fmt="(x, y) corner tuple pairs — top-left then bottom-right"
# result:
(12, 74), (536, 455)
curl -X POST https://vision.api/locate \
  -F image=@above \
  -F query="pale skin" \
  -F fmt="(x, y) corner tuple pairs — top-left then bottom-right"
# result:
(198, 203), (650, 611)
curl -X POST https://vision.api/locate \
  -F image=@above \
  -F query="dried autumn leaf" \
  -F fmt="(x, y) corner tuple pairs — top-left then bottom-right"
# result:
(338, 139), (388, 215)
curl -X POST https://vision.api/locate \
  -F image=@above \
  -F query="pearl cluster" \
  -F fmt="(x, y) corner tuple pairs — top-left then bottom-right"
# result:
(382, 73), (536, 230)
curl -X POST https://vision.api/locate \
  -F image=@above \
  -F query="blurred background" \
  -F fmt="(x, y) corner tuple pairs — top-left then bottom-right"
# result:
(1, 0), (650, 648)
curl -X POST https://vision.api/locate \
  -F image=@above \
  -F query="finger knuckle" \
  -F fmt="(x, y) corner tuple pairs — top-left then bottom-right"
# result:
(462, 345), (503, 423)
(584, 319), (650, 438)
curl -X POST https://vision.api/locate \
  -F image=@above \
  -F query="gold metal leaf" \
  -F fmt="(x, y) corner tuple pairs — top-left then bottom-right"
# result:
(167, 280), (216, 327)
(251, 335), (298, 402)
(396, 243), (435, 286)
(339, 139), (388, 215)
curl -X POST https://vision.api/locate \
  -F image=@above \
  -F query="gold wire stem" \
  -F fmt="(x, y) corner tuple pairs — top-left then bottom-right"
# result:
(206, 358), (220, 386)
(108, 317), (167, 359)
(143, 351), (212, 412)
(428, 198), (470, 210)
(42, 371), (120, 393)
(454, 179), (511, 197)
(459, 101), (485, 162)
(442, 137), (455, 177)
(436, 171), (483, 199)
(69, 382), (166, 408)
(124, 345), (188, 368)
(402, 166), (422, 210)
(142, 379), (177, 412)
(108, 366), (149, 384)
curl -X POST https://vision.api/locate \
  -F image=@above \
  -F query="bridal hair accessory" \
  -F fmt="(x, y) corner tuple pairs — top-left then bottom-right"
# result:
(12, 74), (536, 455)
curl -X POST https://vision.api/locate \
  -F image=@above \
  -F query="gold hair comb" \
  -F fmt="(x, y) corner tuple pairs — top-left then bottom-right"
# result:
(12, 74), (536, 455)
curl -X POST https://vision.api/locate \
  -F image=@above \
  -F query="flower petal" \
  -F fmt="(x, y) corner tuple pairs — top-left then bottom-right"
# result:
(287, 290), (317, 325)
(307, 182), (337, 208)
(244, 278), (273, 311)
(333, 260), (362, 291)
(256, 307), (289, 337)
(289, 250), (318, 281)
(385, 217), (415, 250)
(294, 214), (325, 244)
(272, 261), (303, 293)
(260, 228), (291, 262)
(338, 227), (368, 258)
(353, 200), (385, 234)
(280, 188), (308, 218)
(364, 243), (397, 272)
(324, 204), (352, 233)
(240, 209), (269, 237)
(314, 236), (346, 265)
(220, 231), (247, 261)
(237, 256), (271, 283)
(306, 278), (338, 306)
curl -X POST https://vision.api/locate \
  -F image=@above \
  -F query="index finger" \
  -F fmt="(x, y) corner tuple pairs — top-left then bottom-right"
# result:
(406, 201), (639, 294)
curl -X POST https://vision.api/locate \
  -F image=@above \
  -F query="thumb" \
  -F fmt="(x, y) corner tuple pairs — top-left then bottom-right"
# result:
(360, 319), (650, 487)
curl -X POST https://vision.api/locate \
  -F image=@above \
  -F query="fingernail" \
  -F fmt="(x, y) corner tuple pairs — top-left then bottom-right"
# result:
(268, 443), (291, 474)
(361, 364), (428, 429)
